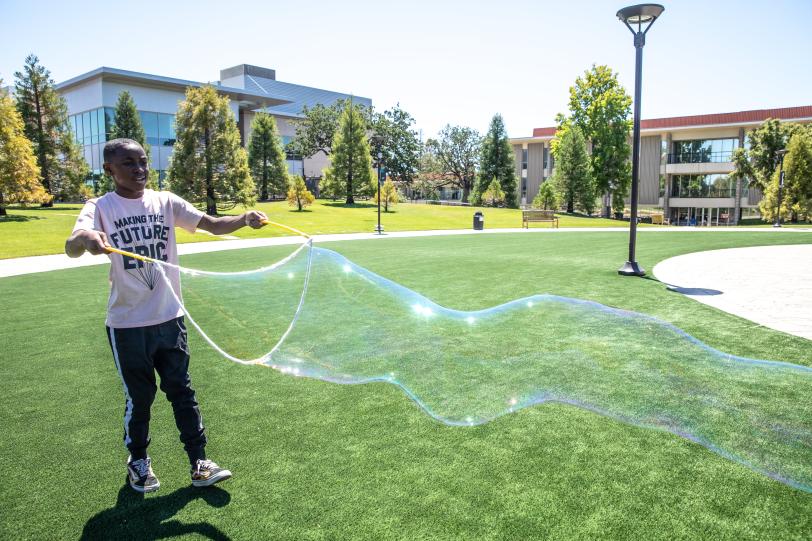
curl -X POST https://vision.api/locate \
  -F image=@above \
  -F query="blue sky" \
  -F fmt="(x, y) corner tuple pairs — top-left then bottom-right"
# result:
(1, 0), (810, 139)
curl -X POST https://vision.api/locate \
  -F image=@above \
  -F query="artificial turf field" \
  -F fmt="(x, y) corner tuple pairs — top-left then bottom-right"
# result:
(1, 231), (811, 540)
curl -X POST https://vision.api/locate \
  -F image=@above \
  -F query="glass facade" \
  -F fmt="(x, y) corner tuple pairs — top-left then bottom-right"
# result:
(69, 107), (176, 190)
(521, 149), (528, 199)
(69, 107), (115, 147)
(281, 135), (304, 177)
(670, 174), (743, 198)
(669, 138), (739, 163)
(138, 111), (176, 146)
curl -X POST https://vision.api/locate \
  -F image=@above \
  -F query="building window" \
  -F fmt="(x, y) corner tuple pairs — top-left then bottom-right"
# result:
(670, 174), (736, 198)
(543, 147), (548, 170)
(670, 138), (739, 164)
(287, 159), (304, 177)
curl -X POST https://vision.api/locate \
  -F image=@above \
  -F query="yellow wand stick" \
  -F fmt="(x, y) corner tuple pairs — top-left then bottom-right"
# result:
(259, 219), (311, 239)
(105, 245), (158, 263)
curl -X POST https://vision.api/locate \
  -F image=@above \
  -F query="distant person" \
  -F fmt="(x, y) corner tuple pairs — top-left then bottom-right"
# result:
(65, 138), (267, 493)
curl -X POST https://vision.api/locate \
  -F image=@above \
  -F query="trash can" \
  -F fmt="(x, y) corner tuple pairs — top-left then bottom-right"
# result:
(473, 211), (484, 230)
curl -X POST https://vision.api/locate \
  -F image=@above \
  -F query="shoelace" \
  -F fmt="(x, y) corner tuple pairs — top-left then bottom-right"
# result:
(194, 459), (215, 475)
(131, 458), (151, 478)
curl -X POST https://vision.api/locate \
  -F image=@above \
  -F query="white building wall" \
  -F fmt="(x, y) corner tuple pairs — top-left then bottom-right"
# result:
(61, 79), (103, 114)
(101, 82), (185, 113)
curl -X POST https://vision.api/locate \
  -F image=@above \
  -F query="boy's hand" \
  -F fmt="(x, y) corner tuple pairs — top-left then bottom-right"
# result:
(244, 210), (268, 229)
(66, 229), (110, 257)
(80, 230), (111, 255)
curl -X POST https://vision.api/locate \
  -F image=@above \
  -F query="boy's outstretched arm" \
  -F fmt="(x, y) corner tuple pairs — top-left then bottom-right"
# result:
(197, 210), (268, 236)
(65, 229), (110, 258)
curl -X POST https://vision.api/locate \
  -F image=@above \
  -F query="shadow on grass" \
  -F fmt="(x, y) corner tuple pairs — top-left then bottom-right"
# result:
(288, 209), (313, 213)
(0, 214), (44, 222)
(321, 201), (377, 209)
(5, 205), (84, 212)
(80, 483), (231, 541)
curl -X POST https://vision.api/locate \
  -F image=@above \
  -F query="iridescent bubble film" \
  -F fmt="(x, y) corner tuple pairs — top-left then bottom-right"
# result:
(157, 243), (812, 492)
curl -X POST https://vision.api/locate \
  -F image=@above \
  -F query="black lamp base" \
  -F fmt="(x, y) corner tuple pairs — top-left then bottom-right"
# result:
(618, 261), (646, 276)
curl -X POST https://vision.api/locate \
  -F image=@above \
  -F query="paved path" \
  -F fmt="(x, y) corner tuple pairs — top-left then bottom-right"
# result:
(653, 244), (812, 340)
(0, 226), (809, 278)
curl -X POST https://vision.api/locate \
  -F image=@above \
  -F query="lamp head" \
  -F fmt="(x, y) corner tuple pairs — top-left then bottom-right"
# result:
(617, 4), (664, 37)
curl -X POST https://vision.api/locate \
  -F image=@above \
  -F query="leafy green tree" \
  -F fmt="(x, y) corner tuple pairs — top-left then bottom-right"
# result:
(759, 129), (812, 222)
(374, 177), (400, 211)
(290, 98), (372, 159)
(732, 118), (805, 192)
(167, 85), (254, 215)
(14, 54), (88, 204)
(101, 90), (158, 194)
(370, 104), (421, 186)
(248, 113), (288, 200)
(425, 125), (480, 203)
(323, 102), (373, 204)
(481, 178), (506, 207)
(475, 114), (517, 207)
(551, 125), (594, 214)
(287, 175), (315, 211)
(532, 181), (556, 210)
(559, 65), (631, 215)
(0, 87), (49, 215)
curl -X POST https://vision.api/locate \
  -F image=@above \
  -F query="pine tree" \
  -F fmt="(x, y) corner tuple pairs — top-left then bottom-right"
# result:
(476, 114), (517, 207)
(167, 86), (254, 215)
(287, 175), (315, 211)
(248, 113), (288, 200)
(551, 126), (594, 214)
(532, 181), (556, 210)
(0, 87), (49, 215)
(481, 178), (506, 207)
(101, 90), (158, 193)
(323, 102), (373, 204)
(14, 54), (88, 204)
(110, 91), (146, 143)
(374, 177), (400, 212)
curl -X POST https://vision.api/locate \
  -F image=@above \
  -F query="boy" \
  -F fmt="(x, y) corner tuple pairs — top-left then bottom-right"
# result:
(66, 138), (267, 493)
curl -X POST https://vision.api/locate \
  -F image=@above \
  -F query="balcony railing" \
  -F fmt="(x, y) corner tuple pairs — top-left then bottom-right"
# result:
(668, 151), (735, 164)
(670, 187), (749, 198)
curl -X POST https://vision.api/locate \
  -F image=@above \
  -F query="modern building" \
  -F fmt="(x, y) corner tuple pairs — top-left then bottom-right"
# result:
(510, 105), (812, 224)
(55, 64), (372, 191)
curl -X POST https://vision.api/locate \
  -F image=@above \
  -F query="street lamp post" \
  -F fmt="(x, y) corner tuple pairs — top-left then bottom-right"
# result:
(616, 3), (664, 277)
(774, 149), (788, 228)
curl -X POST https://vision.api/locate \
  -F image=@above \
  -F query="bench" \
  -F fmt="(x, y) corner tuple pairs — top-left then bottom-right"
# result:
(522, 210), (559, 228)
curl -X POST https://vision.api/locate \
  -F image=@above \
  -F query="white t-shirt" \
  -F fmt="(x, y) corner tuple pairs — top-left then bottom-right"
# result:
(73, 190), (204, 328)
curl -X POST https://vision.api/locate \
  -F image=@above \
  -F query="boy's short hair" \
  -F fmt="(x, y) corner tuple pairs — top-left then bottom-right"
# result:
(103, 138), (144, 162)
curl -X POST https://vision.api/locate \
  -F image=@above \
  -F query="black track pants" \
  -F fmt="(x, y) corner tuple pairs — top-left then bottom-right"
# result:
(106, 317), (206, 464)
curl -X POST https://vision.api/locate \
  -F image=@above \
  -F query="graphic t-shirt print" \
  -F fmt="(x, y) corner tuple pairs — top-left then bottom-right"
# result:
(107, 212), (171, 290)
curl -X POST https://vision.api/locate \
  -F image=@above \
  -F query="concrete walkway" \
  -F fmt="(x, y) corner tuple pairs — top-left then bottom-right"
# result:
(653, 244), (812, 340)
(0, 226), (809, 278)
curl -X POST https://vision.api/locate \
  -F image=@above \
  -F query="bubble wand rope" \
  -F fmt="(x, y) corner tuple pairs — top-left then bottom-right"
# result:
(104, 220), (314, 365)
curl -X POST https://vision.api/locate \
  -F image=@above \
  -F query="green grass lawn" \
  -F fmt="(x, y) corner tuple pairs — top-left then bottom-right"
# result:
(1, 231), (811, 540)
(0, 200), (647, 259)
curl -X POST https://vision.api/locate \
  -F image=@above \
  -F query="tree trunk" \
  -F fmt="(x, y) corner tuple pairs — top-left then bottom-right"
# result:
(261, 153), (268, 200)
(33, 82), (53, 207)
(204, 126), (216, 216)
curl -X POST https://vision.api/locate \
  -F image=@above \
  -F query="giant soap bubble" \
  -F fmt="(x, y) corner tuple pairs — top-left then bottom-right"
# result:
(150, 241), (811, 492)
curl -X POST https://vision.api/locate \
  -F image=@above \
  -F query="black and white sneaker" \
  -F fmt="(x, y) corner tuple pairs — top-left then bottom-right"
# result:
(191, 459), (232, 487)
(127, 456), (160, 493)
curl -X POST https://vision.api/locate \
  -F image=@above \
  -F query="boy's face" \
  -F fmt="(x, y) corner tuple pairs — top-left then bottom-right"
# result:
(103, 144), (149, 199)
